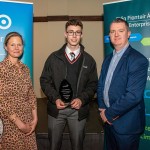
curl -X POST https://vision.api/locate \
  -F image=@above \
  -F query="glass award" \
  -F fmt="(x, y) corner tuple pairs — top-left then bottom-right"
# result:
(59, 79), (73, 105)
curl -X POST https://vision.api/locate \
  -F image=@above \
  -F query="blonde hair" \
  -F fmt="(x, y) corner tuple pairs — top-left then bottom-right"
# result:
(4, 32), (24, 47)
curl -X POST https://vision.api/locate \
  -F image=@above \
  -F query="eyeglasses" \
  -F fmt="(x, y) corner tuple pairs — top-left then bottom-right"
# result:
(67, 30), (82, 36)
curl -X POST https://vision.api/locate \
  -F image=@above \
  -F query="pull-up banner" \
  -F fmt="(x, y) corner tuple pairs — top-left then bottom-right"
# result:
(103, 0), (150, 149)
(0, 0), (33, 78)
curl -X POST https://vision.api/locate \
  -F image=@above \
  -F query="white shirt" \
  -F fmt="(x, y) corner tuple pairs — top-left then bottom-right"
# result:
(103, 43), (129, 107)
(65, 46), (80, 61)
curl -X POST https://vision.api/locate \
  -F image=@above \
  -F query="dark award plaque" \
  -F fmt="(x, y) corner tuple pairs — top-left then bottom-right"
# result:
(59, 79), (73, 104)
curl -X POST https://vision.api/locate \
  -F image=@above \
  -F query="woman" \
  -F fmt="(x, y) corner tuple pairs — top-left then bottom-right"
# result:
(0, 32), (38, 150)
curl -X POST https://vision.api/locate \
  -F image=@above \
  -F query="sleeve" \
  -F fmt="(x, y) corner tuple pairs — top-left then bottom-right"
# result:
(27, 69), (37, 110)
(40, 56), (60, 104)
(105, 56), (148, 122)
(97, 59), (108, 109)
(0, 68), (16, 117)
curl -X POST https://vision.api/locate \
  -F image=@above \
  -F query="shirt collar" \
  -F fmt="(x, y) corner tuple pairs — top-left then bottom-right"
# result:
(113, 42), (129, 57)
(65, 46), (80, 58)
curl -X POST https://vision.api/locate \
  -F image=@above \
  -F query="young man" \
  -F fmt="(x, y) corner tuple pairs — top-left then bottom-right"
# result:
(97, 18), (148, 150)
(40, 19), (98, 150)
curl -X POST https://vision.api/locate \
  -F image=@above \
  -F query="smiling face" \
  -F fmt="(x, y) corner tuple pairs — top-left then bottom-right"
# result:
(5, 36), (23, 60)
(109, 22), (131, 51)
(64, 25), (83, 51)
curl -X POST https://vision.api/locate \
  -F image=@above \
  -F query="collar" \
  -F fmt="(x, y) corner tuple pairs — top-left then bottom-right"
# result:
(3, 57), (25, 69)
(65, 46), (80, 59)
(113, 43), (129, 57)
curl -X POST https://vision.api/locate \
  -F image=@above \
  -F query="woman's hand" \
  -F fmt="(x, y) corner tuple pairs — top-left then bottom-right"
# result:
(16, 119), (31, 134)
(9, 114), (31, 134)
(26, 119), (38, 136)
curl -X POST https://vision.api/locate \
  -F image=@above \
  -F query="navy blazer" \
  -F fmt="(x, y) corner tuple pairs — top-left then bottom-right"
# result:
(97, 45), (148, 134)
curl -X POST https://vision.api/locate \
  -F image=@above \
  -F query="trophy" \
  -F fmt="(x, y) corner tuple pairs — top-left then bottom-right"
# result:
(59, 79), (73, 106)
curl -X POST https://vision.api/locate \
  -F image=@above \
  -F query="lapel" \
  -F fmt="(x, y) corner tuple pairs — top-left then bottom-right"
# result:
(102, 54), (113, 83)
(105, 54), (113, 74)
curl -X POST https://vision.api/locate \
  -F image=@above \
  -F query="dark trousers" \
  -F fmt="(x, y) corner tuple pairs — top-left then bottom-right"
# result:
(104, 124), (140, 150)
(48, 108), (86, 150)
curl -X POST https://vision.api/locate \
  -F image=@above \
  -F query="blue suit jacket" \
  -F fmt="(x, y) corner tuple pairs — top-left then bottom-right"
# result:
(97, 45), (148, 134)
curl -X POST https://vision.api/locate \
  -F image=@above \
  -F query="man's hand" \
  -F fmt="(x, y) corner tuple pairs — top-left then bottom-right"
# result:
(71, 98), (82, 109)
(99, 108), (112, 125)
(56, 99), (66, 109)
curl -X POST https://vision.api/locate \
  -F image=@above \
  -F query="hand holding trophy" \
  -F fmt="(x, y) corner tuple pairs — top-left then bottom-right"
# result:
(59, 79), (73, 106)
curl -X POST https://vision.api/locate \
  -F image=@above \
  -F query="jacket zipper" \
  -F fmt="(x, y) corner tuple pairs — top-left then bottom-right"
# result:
(76, 56), (85, 97)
